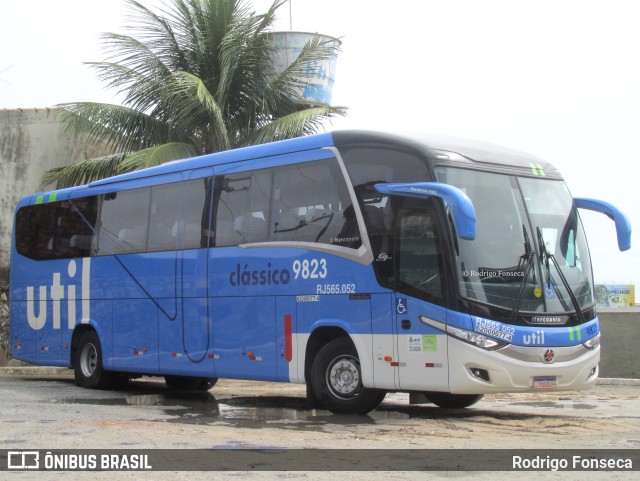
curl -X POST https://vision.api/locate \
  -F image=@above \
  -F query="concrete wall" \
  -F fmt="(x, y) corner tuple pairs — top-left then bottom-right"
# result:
(599, 308), (640, 379)
(0, 108), (113, 281)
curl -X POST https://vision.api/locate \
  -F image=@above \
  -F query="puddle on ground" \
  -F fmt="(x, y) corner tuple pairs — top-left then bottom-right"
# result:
(509, 401), (597, 410)
(47, 384), (547, 430)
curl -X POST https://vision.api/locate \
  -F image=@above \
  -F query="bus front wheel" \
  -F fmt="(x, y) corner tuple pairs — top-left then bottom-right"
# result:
(311, 338), (386, 415)
(425, 392), (483, 409)
(74, 330), (113, 389)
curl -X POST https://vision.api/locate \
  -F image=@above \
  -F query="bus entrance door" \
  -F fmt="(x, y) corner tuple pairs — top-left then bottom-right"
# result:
(394, 296), (450, 392)
(392, 206), (450, 393)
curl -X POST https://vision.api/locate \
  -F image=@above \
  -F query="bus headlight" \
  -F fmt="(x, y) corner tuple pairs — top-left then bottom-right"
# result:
(582, 333), (601, 350)
(446, 325), (509, 351)
(418, 316), (508, 351)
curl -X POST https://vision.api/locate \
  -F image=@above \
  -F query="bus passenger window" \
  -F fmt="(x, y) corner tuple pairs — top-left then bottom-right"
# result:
(148, 182), (182, 252)
(97, 188), (151, 255)
(62, 197), (98, 258)
(184, 177), (214, 249)
(15, 204), (56, 259)
(213, 170), (271, 246)
(271, 158), (362, 249)
(15, 197), (98, 260)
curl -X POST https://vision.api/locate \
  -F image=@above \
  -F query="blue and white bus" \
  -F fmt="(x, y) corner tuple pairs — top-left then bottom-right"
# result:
(10, 131), (631, 414)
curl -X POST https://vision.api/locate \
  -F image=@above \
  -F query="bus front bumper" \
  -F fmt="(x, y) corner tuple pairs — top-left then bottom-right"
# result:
(446, 338), (600, 394)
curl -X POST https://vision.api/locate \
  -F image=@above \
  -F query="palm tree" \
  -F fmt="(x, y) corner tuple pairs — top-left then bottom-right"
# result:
(43, 0), (346, 188)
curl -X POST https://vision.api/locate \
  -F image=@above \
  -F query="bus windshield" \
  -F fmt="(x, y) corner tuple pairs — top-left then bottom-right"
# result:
(435, 167), (594, 315)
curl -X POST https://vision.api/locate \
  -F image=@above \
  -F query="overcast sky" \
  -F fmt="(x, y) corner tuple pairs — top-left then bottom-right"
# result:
(1, 0), (638, 287)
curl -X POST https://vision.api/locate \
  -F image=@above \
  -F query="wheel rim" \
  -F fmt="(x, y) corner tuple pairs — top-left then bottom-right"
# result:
(80, 342), (98, 378)
(326, 355), (363, 400)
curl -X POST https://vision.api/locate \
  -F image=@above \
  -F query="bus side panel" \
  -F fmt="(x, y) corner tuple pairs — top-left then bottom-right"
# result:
(296, 294), (374, 387)
(36, 313), (64, 366)
(91, 300), (114, 370)
(10, 299), (37, 364)
(111, 300), (159, 374)
(370, 293), (397, 390)
(157, 297), (216, 377)
(395, 297), (449, 393)
(211, 296), (278, 381)
(275, 296), (298, 382)
(90, 255), (167, 375)
(158, 248), (215, 377)
(10, 257), (82, 367)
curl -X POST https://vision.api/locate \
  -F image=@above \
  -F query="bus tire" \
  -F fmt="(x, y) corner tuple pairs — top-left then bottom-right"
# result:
(425, 392), (483, 409)
(164, 375), (218, 391)
(311, 338), (386, 415)
(74, 330), (113, 389)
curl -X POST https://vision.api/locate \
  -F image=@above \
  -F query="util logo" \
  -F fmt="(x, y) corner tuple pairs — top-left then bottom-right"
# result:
(26, 258), (91, 331)
(523, 330), (545, 345)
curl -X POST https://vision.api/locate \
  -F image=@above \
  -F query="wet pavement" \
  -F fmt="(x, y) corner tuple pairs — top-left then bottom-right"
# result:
(3, 375), (639, 440)
(1, 375), (639, 479)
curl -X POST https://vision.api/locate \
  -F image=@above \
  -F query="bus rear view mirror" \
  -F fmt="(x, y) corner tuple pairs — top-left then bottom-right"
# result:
(574, 197), (632, 251)
(374, 182), (476, 240)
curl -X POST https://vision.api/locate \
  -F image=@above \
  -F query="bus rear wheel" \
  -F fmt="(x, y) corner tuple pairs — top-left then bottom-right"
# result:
(74, 330), (113, 389)
(425, 392), (483, 409)
(164, 375), (218, 391)
(311, 338), (386, 415)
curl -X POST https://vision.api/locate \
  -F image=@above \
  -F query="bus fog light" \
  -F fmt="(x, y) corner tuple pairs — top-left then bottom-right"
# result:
(587, 365), (598, 380)
(468, 367), (491, 382)
(582, 333), (600, 350)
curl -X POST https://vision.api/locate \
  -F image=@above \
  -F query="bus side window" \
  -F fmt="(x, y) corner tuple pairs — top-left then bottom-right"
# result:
(396, 207), (444, 304)
(60, 197), (98, 258)
(97, 188), (151, 255)
(213, 170), (271, 247)
(148, 182), (182, 252)
(271, 158), (362, 248)
(15, 204), (56, 259)
(15, 197), (98, 260)
(183, 177), (214, 249)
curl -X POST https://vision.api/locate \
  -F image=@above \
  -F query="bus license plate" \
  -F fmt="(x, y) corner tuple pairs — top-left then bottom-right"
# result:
(532, 376), (556, 389)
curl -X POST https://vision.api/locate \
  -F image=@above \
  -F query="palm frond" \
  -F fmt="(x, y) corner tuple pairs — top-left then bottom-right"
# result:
(122, 0), (191, 71)
(167, 71), (231, 151)
(85, 59), (167, 115)
(40, 153), (127, 190)
(55, 103), (172, 152)
(44, 0), (349, 188)
(241, 105), (347, 146)
(119, 142), (200, 172)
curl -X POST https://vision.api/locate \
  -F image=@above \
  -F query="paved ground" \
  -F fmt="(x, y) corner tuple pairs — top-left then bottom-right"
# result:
(1, 371), (638, 480)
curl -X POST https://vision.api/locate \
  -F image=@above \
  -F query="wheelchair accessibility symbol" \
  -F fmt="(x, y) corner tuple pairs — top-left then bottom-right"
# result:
(396, 298), (407, 314)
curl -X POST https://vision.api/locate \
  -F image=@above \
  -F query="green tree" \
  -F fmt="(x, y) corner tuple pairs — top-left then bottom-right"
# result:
(43, 0), (345, 188)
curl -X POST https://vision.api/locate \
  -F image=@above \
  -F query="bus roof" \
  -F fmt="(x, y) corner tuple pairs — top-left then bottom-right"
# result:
(88, 131), (335, 188)
(332, 130), (562, 179)
(24, 130), (563, 206)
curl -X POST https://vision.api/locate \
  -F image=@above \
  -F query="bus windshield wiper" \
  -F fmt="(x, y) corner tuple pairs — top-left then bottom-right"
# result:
(536, 226), (585, 322)
(510, 225), (536, 317)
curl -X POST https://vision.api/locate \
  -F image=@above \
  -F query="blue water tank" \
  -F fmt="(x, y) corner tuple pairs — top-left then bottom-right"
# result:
(270, 31), (341, 107)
